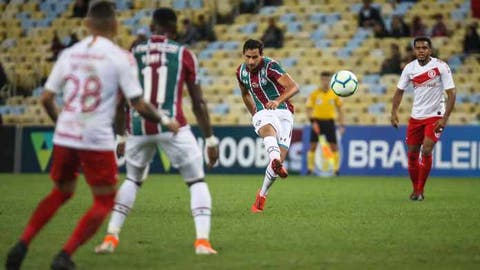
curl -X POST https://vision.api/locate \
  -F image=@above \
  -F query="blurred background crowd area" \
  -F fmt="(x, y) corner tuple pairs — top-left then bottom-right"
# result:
(0, 0), (479, 127)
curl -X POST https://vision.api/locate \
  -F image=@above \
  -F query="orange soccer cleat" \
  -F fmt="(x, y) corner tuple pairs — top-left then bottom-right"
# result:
(94, 234), (119, 254)
(271, 159), (288, 178)
(251, 191), (267, 213)
(194, 239), (217, 255)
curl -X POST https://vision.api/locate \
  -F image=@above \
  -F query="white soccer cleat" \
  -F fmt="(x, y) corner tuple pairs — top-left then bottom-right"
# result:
(94, 235), (119, 254)
(194, 239), (218, 255)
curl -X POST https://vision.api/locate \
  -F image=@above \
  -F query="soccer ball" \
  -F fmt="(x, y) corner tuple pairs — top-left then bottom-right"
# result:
(330, 70), (358, 97)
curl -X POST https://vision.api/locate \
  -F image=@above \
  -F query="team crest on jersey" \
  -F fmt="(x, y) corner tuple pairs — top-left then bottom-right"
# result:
(160, 109), (171, 116)
(242, 69), (248, 77)
(427, 70), (436, 78)
(261, 78), (267, 86)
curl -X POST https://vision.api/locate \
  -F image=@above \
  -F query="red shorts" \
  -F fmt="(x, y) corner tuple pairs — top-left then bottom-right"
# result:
(406, 116), (443, 145)
(50, 145), (118, 186)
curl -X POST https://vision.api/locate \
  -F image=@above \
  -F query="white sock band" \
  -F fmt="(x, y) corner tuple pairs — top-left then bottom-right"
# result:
(263, 136), (281, 161)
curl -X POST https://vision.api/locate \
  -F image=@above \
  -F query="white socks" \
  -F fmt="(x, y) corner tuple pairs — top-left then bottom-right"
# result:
(190, 182), (212, 240)
(106, 175), (213, 242)
(260, 164), (277, 196)
(263, 136), (281, 161)
(107, 179), (139, 237)
(259, 136), (281, 196)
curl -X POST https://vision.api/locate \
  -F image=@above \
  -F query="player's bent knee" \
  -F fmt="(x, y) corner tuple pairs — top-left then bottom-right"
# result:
(55, 179), (77, 194)
(179, 159), (205, 182)
(61, 191), (74, 202)
(52, 187), (74, 203)
(421, 145), (435, 155)
(126, 162), (149, 184)
(258, 124), (277, 137)
(93, 193), (116, 214)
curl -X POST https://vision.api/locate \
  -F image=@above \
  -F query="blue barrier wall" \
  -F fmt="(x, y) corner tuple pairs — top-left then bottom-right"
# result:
(18, 126), (304, 174)
(16, 125), (480, 177)
(301, 125), (480, 177)
(0, 126), (15, 172)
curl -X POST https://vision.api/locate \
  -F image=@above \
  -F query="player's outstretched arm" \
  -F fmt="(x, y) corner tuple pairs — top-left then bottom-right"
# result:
(41, 90), (58, 123)
(129, 97), (180, 133)
(390, 88), (404, 128)
(186, 81), (219, 168)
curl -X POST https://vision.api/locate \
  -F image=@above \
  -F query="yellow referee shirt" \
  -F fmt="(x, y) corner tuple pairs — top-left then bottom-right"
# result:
(306, 88), (343, 120)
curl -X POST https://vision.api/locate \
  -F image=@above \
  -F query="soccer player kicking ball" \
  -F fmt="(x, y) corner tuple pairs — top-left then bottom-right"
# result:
(94, 8), (219, 255)
(390, 36), (456, 201)
(5, 2), (179, 270)
(236, 39), (299, 212)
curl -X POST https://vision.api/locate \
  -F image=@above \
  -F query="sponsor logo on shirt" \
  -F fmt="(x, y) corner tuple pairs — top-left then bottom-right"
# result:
(413, 83), (439, 89)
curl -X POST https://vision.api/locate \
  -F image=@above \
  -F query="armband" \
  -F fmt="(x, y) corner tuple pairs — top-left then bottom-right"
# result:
(116, 134), (127, 144)
(160, 115), (171, 125)
(205, 135), (219, 148)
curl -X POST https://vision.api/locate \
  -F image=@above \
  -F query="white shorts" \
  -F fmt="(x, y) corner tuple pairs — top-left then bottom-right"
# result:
(252, 109), (294, 149)
(125, 125), (204, 181)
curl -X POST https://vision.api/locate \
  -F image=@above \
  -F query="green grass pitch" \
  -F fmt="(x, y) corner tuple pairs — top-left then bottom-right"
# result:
(1, 174), (480, 269)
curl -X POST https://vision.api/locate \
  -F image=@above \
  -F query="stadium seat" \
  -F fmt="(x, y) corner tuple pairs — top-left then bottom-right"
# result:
(1, 0), (478, 126)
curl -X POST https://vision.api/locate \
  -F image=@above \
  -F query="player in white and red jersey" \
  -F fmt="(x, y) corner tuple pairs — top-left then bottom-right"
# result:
(390, 36), (456, 201)
(94, 8), (219, 255)
(5, 3), (178, 270)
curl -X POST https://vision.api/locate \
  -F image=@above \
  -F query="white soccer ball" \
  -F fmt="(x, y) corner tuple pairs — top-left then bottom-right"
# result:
(330, 70), (358, 97)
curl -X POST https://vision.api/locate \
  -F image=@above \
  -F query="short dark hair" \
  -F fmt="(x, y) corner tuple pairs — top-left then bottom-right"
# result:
(86, 1), (116, 32)
(87, 1), (115, 19)
(152, 8), (177, 28)
(320, 71), (332, 77)
(413, 36), (432, 48)
(243, 39), (263, 55)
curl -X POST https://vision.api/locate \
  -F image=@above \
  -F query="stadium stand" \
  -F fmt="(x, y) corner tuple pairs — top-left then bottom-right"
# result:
(0, 0), (479, 126)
